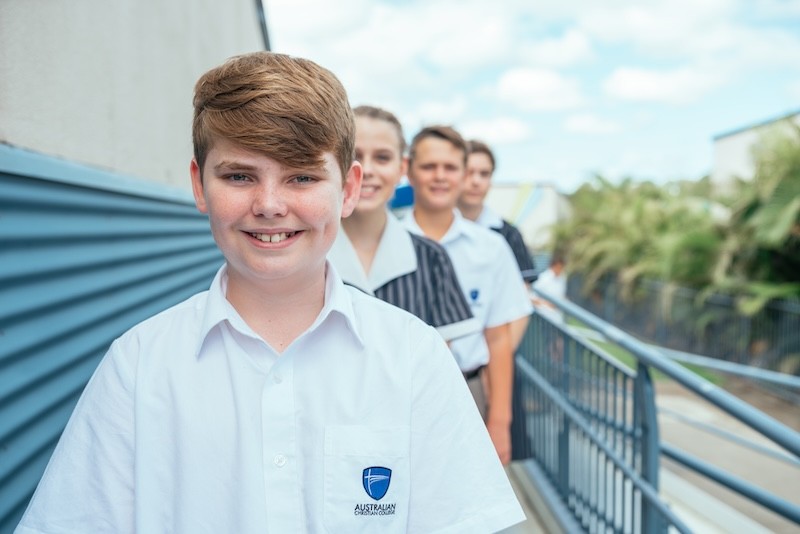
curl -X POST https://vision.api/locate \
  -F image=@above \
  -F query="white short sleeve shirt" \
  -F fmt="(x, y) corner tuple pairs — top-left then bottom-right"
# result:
(533, 267), (568, 322)
(404, 211), (534, 372)
(16, 264), (524, 534)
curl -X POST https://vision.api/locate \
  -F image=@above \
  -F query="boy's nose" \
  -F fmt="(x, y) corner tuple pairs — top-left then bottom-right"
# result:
(361, 157), (375, 176)
(252, 183), (288, 217)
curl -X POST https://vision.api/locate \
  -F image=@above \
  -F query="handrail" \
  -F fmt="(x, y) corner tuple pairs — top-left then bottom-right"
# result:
(516, 357), (693, 533)
(662, 444), (800, 524)
(533, 287), (800, 459)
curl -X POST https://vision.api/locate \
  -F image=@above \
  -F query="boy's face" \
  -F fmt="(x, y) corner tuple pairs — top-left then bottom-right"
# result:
(353, 116), (407, 215)
(407, 137), (466, 213)
(191, 137), (361, 288)
(460, 152), (493, 210)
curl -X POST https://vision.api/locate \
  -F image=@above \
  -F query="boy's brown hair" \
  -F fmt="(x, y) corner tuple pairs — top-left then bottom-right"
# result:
(192, 51), (355, 179)
(466, 139), (496, 172)
(408, 125), (468, 167)
(353, 105), (407, 154)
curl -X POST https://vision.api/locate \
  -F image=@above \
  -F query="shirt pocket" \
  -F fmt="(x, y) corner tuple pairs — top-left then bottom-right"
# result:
(323, 425), (410, 534)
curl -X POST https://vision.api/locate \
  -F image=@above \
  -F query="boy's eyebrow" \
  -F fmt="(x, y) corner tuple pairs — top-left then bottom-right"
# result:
(213, 160), (259, 172)
(213, 159), (328, 175)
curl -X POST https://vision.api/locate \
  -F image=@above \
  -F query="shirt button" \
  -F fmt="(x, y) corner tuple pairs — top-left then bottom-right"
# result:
(274, 454), (287, 468)
(273, 373), (282, 384)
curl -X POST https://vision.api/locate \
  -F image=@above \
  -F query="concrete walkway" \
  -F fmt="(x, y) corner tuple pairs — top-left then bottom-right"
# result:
(656, 380), (800, 533)
(499, 463), (549, 533)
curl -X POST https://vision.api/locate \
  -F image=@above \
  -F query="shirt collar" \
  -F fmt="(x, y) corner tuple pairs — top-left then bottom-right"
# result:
(328, 211), (417, 294)
(476, 206), (504, 229)
(308, 261), (366, 349)
(196, 262), (365, 357)
(404, 208), (477, 246)
(196, 264), (234, 356)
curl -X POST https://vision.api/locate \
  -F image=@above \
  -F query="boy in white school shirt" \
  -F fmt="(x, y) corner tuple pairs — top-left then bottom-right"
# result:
(403, 126), (534, 466)
(16, 52), (524, 533)
(458, 139), (537, 352)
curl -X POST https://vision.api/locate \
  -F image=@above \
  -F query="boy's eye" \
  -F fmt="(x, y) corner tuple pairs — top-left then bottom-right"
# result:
(228, 173), (249, 182)
(293, 175), (315, 184)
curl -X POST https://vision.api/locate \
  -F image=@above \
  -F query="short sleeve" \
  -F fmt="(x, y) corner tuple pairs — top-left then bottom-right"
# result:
(486, 238), (534, 329)
(407, 326), (525, 533)
(411, 234), (481, 342)
(499, 222), (537, 283)
(16, 340), (136, 534)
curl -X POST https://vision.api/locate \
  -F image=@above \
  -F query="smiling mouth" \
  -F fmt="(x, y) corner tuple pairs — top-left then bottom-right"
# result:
(249, 231), (298, 243)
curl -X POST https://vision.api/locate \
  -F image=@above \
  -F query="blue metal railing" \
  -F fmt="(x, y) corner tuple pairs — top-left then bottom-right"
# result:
(513, 310), (687, 532)
(567, 275), (800, 402)
(512, 288), (800, 532)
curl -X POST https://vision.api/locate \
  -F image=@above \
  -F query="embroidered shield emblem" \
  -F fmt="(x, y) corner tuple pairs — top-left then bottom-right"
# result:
(362, 466), (392, 501)
(470, 289), (480, 301)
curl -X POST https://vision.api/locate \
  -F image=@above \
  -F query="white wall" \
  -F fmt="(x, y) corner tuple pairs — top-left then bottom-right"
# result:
(711, 112), (800, 193)
(485, 182), (571, 250)
(0, 0), (264, 190)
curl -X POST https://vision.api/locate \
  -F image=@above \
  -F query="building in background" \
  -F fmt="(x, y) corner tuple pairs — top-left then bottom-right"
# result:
(484, 182), (572, 253)
(1, 1), (267, 190)
(711, 110), (800, 194)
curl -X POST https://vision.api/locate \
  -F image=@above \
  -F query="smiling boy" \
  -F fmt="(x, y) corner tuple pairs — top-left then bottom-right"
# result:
(403, 126), (534, 465)
(15, 53), (524, 534)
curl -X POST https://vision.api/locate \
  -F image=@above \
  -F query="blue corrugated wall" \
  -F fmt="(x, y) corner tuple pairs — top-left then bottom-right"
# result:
(0, 144), (224, 532)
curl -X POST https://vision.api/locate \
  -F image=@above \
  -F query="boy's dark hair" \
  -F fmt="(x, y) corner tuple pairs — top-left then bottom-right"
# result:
(192, 51), (354, 180)
(550, 248), (566, 266)
(466, 139), (496, 172)
(409, 125), (468, 167)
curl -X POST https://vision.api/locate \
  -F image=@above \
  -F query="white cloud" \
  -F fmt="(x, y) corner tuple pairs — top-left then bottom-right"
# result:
(422, 5), (516, 70)
(521, 28), (593, 67)
(460, 117), (533, 144)
(577, 1), (800, 78)
(266, 0), (373, 50)
(603, 66), (724, 105)
(252, 0), (793, 194)
(496, 68), (584, 111)
(564, 114), (622, 134)
(401, 96), (470, 131)
(578, 0), (739, 57)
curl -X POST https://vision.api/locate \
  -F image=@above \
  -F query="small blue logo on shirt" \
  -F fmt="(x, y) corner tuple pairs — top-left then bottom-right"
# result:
(470, 289), (480, 302)
(362, 466), (392, 501)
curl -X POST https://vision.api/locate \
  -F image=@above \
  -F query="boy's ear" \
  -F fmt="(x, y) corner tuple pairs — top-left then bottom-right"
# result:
(190, 159), (209, 214)
(405, 161), (417, 188)
(341, 161), (363, 218)
(399, 156), (409, 179)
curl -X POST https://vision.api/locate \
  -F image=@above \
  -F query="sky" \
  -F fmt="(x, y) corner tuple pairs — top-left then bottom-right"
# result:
(265, 0), (800, 193)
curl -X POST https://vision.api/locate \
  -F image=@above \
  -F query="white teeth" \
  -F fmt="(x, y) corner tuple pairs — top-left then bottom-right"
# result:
(252, 232), (293, 243)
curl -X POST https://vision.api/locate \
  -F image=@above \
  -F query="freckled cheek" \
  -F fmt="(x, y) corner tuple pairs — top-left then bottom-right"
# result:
(302, 200), (341, 230)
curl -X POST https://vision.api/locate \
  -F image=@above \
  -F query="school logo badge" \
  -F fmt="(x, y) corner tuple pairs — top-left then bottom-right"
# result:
(362, 466), (392, 501)
(470, 289), (480, 302)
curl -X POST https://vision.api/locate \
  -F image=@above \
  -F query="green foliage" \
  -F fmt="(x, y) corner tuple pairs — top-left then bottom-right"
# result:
(553, 120), (800, 315)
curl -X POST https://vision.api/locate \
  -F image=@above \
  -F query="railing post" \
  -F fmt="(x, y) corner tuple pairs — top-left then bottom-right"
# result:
(635, 362), (662, 533)
(557, 332), (571, 499)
